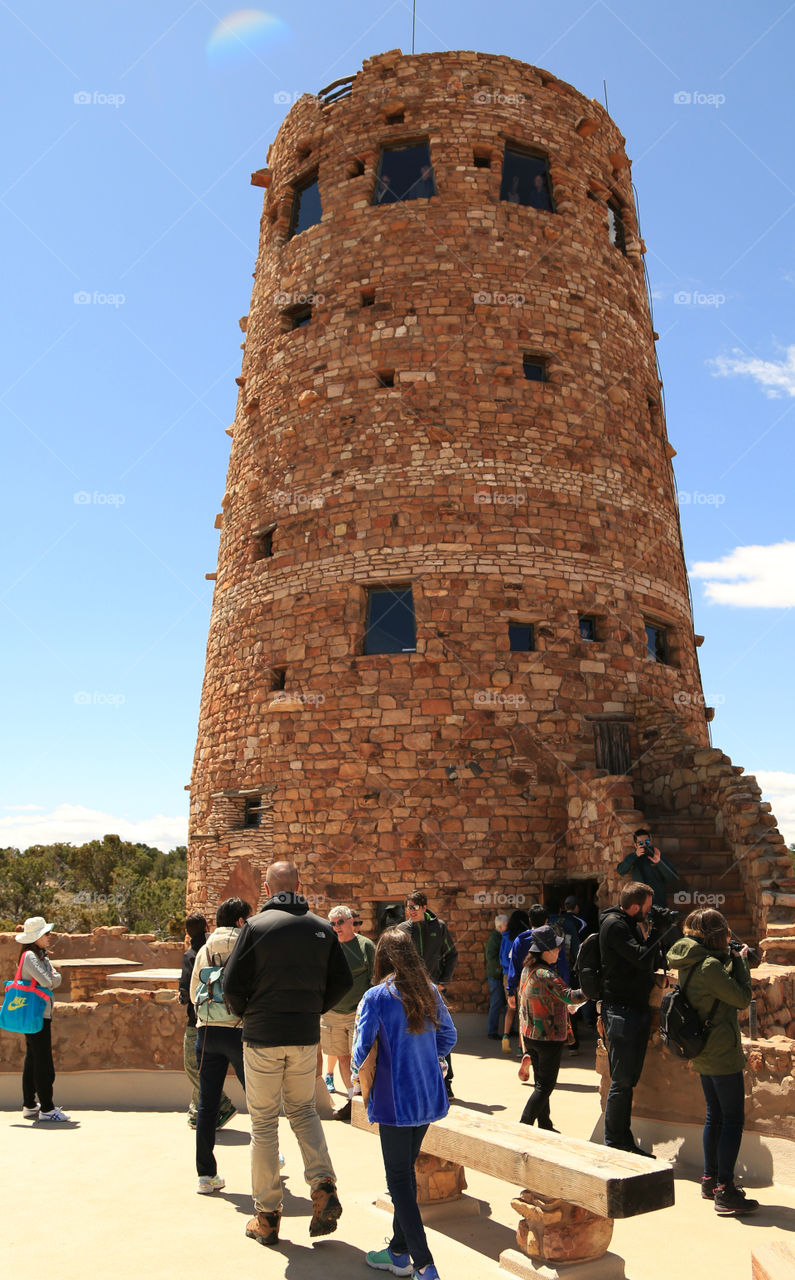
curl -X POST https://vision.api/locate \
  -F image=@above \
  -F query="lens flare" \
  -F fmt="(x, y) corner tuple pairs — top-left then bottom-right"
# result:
(206, 10), (291, 64)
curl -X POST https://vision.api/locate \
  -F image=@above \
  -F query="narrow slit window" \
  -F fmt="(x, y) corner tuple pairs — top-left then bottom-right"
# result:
(608, 200), (627, 254)
(500, 147), (553, 211)
(252, 526), (275, 560)
(509, 623), (535, 652)
(364, 586), (416, 654)
(373, 142), (435, 204)
(271, 667), (287, 690)
(523, 355), (547, 382)
(288, 174), (322, 238)
(361, 287), (376, 307)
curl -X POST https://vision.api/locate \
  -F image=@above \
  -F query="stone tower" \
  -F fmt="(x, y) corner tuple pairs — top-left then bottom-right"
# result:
(187, 50), (792, 1005)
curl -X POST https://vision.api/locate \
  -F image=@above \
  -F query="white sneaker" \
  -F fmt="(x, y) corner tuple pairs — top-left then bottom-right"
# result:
(22, 1104), (40, 1119)
(279, 1152), (286, 1168)
(39, 1107), (71, 1122)
(197, 1174), (225, 1194)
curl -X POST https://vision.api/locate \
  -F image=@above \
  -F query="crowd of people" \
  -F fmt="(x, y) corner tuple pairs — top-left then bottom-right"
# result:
(10, 825), (761, 1274)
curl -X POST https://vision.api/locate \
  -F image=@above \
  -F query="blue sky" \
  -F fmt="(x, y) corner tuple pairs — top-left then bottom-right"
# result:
(2, 1), (793, 852)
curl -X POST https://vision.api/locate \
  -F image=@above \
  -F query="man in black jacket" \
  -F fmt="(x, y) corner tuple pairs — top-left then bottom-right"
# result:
(224, 861), (353, 1248)
(400, 888), (458, 1096)
(599, 881), (660, 1155)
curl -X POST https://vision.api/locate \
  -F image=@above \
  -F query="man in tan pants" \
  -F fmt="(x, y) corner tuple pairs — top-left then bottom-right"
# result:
(224, 861), (353, 1246)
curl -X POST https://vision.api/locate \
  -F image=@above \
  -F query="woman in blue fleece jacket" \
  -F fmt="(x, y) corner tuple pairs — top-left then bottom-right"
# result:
(352, 927), (457, 1280)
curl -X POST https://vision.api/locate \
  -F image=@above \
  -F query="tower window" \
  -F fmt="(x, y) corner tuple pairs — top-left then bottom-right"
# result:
(645, 622), (668, 664)
(579, 615), (597, 641)
(282, 304), (312, 330)
(509, 623), (535, 652)
(385, 110), (405, 125)
(500, 147), (553, 211)
(523, 355), (548, 382)
(364, 586), (416, 654)
(473, 148), (491, 169)
(243, 796), (264, 828)
(252, 525), (275, 560)
(373, 142), (435, 204)
(288, 174), (322, 238)
(361, 287), (376, 307)
(375, 368), (395, 388)
(271, 667), (287, 690)
(608, 200), (626, 254)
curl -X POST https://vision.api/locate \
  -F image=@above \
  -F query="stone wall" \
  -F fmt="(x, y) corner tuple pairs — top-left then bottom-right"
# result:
(0, 929), (184, 999)
(0, 990), (183, 1075)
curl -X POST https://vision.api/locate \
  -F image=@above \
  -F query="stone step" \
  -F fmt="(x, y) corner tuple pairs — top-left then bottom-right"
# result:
(671, 853), (738, 873)
(766, 922), (795, 938)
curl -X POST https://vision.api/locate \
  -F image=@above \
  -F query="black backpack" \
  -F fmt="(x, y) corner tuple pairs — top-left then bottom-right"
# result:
(575, 932), (602, 1000)
(659, 966), (719, 1060)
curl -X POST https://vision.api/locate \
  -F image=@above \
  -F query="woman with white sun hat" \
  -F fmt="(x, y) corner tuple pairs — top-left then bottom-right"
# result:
(15, 916), (70, 1122)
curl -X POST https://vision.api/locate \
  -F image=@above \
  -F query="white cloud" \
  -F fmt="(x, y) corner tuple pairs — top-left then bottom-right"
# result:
(754, 771), (795, 847)
(711, 344), (795, 398)
(2, 804), (44, 812)
(690, 542), (795, 607)
(0, 804), (187, 853)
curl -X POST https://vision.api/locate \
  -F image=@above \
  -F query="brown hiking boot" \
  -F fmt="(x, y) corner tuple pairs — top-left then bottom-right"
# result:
(245, 1210), (281, 1245)
(309, 1179), (342, 1237)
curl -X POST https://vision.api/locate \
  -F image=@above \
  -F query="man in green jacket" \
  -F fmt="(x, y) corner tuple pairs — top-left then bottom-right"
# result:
(667, 909), (758, 1217)
(323, 905), (375, 1123)
(617, 828), (678, 907)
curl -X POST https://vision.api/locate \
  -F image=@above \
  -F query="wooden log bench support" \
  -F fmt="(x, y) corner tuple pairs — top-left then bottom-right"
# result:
(352, 1100), (674, 1279)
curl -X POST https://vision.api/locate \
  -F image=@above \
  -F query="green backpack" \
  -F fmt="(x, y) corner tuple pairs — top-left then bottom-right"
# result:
(194, 956), (231, 1023)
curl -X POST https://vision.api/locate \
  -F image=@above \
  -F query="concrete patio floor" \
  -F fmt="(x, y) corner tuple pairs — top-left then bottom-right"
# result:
(3, 1024), (795, 1280)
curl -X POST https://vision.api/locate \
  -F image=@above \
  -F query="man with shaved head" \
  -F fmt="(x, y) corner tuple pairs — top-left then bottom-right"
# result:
(225, 860), (353, 1247)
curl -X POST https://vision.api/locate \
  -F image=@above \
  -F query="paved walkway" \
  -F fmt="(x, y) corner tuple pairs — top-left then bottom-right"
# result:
(4, 1026), (794, 1279)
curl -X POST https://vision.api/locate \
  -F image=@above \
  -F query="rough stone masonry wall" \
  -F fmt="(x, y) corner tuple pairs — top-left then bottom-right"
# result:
(188, 49), (730, 1007)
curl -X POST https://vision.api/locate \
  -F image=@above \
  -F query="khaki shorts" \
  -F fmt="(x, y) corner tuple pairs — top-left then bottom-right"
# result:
(320, 1009), (355, 1057)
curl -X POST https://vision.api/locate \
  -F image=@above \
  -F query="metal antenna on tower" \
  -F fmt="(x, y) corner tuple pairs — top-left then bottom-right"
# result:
(412, 0), (416, 54)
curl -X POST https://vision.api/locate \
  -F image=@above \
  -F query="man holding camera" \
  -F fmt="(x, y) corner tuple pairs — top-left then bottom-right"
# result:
(600, 881), (662, 1155)
(617, 827), (677, 908)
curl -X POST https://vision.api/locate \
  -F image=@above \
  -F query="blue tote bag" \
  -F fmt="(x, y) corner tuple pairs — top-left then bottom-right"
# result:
(0, 954), (51, 1034)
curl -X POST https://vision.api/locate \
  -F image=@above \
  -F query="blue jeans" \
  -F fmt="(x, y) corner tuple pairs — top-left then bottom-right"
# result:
(700, 1071), (745, 1185)
(487, 976), (506, 1036)
(195, 1025), (245, 1176)
(379, 1123), (433, 1270)
(603, 1003), (651, 1151)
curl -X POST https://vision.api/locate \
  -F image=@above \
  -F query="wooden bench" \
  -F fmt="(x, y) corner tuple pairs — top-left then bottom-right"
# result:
(352, 1100), (673, 1278)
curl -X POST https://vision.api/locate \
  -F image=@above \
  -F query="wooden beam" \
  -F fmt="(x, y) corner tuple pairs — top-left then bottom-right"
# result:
(351, 1101), (673, 1219)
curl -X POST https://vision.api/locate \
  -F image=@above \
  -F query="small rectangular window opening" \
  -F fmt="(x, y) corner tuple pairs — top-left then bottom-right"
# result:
(645, 623), (668, 664)
(385, 111), (405, 125)
(509, 623), (535, 652)
(473, 148), (491, 169)
(376, 368), (395, 388)
(523, 355), (547, 382)
(347, 157), (366, 178)
(500, 147), (553, 211)
(244, 797), (264, 828)
(290, 306), (312, 329)
(288, 174), (322, 239)
(252, 526), (275, 560)
(608, 200), (627, 255)
(579, 615), (597, 642)
(361, 287), (376, 307)
(373, 141), (435, 204)
(364, 586), (417, 655)
(271, 667), (287, 690)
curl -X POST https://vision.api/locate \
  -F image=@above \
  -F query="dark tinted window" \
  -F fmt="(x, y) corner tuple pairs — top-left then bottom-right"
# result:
(579, 616), (596, 641)
(500, 148), (553, 210)
(374, 143), (435, 204)
(289, 176), (322, 238)
(645, 623), (668, 663)
(364, 587), (416, 653)
(509, 623), (535, 652)
(523, 356), (547, 382)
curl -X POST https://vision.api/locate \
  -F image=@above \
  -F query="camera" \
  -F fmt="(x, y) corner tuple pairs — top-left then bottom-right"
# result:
(729, 939), (760, 965)
(638, 838), (654, 855)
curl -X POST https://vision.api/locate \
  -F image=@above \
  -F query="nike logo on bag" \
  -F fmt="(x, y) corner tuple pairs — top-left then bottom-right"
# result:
(8, 996), (27, 1012)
